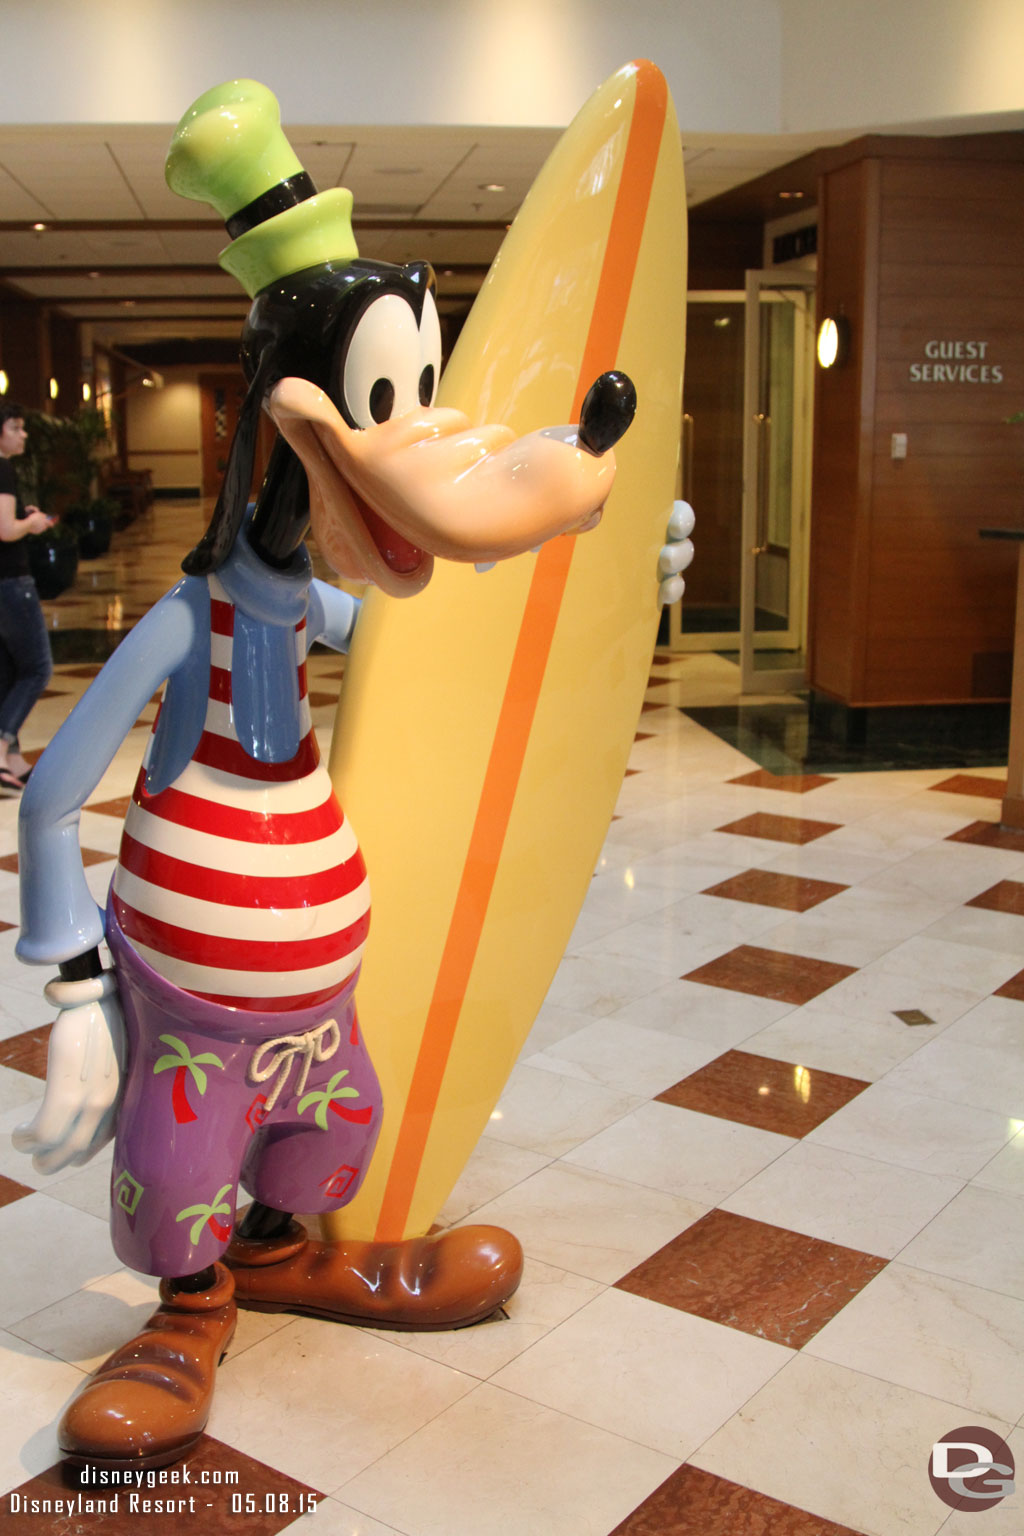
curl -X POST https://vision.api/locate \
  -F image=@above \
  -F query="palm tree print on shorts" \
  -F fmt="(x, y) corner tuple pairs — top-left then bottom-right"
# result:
(176, 1183), (234, 1245)
(297, 1069), (371, 1129)
(153, 1034), (225, 1124)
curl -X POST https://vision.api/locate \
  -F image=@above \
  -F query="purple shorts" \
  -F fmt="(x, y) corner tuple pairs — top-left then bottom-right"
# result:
(105, 899), (383, 1278)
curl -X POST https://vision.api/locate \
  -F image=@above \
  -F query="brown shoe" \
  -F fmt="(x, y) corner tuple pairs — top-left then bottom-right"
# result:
(58, 1264), (236, 1472)
(226, 1218), (523, 1330)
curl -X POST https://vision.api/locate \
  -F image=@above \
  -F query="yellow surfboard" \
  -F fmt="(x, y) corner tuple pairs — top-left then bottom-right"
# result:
(325, 60), (686, 1243)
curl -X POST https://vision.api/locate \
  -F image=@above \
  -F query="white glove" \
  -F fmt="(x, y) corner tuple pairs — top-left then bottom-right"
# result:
(657, 499), (695, 605)
(12, 971), (126, 1175)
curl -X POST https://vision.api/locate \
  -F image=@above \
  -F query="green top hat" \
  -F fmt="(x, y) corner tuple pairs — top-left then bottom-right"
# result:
(166, 79), (358, 298)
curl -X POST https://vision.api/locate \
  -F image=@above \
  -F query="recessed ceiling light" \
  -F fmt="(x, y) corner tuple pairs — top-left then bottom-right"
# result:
(479, 182), (506, 193)
(778, 190), (805, 200)
(88, 271), (101, 280)
(31, 221), (46, 231)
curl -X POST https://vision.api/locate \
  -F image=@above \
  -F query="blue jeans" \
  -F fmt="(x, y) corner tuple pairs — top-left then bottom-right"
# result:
(0, 576), (52, 744)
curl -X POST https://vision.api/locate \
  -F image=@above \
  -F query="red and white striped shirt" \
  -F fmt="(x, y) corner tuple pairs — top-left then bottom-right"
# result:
(111, 578), (370, 1012)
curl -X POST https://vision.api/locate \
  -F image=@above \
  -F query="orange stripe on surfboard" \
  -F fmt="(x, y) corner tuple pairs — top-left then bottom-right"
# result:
(375, 61), (668, 1239)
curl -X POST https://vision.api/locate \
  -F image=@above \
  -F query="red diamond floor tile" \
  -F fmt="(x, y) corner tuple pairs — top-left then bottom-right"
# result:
(608, 1464), (866, 1535)
(682, 944), (857, 1006)
(0, 847), (113, 874)
(656, 1049), (869, 1136)
(84, 796), (134, 819)
(729, 768), (837, 793)
(930, 773), (1006, 799)
(948, 820), (1024, 852)
(702, 868), (847, 912)
(0, 1024), (53, 1079)
(966, 879), (1024, 915)
(616, 1209), (887, 1348)
(1, 1437), (321, 1534)
(717, 812), (842, 845)
(994, 968), (1024, 1002)
(0, 1171), (34, 1207)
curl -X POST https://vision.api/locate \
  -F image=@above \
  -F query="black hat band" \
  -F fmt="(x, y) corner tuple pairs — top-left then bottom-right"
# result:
(226, 171), (318, 240)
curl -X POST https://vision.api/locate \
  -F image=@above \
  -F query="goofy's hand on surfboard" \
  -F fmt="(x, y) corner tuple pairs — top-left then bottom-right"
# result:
(12, 971), (126, 1173)
(658, 500), (695, 605)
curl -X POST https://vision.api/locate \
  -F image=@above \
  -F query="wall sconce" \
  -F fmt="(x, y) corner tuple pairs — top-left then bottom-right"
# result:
(817, 315), (851, 369)
(48, 377), (59, 400)
(0, 370), (8, 395)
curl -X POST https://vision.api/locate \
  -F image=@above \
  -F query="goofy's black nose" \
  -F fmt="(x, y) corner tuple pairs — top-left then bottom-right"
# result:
(577, 371), (637, 455)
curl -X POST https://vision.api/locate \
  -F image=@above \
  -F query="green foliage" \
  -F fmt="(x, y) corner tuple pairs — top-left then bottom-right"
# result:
(13, 407), (112, 515)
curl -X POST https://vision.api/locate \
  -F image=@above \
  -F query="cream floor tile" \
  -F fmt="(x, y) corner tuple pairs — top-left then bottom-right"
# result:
(924, 903), (1024, 958)
(0, 1063), (43, 1114)
(691, 1353), (1010, 1536)
(761, 888), (960, 970)
(469, 1161), (707, 1283)
(972, 1129), (1024, 1197)
(338, 1382), (678, 1536)
(0, 974), (55, 1035)
(41, 1145), (115, 1221)
(0, 1193), (119, 1329)
(564, 1100), (794, 1205)
(805, 1263), (1024, 1423)
(575, 918), (735, 980)
(609, 976), (794, 1047)
(492, 1287), (791, 1460)
(860, 843), (1024, 907)
(742, 1002), (949, 1080)
(806, 1084), (1020, 1180)
(363, 1257), (603, 1380)
(281, 1499), (403, 1536)
(759, 843), (900, 887)
(874, 935), (1024, 996)
(544, 951), (677, 1018)
(486, 1063), (641, 1158)
(654, 830), (788, 869)
(519, 1002), (600, 1056)
(436, 1137), (550, 1227)
(941, 994), (1024, 1055)
(524, 1017), (721, 1097)
(0, 1104), (88, 1192)
(883, 1038), (1024, 1118)
(898, 1185), (1024, 1300)
(582, 867), (684, 926)
(8, 1266), (159, 1369)
(0, 1330), (86, 1497)
(720, 1141), (964, 1258)
(211, 1318), (477, 1494)
(812, 965), (983, 1030)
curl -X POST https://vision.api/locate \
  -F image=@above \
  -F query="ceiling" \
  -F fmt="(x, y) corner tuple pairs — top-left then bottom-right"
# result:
(0, 121), (852, 352)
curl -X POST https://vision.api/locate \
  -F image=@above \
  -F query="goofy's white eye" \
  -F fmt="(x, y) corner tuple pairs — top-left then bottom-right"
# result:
(342, 290), (441, 429)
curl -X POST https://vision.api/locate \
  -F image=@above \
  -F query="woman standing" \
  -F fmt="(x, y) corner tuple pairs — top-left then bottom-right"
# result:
(0, 402), (55, 792)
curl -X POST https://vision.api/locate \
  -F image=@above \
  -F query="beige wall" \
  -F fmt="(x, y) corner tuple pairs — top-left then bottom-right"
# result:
(125, 368), (202, 492)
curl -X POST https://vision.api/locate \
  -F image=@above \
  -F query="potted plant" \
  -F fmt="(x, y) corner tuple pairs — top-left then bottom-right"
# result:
(14, 407), (114, 594)
(62, 495), (117, 558)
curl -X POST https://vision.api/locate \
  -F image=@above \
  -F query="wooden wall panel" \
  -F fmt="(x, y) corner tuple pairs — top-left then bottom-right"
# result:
(808, 145), (1024, 708)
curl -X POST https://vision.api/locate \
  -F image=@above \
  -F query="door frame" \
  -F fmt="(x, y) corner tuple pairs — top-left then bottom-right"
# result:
(739, 269), (815, 694)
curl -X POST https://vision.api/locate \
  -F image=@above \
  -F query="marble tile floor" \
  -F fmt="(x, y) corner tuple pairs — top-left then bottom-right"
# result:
(0, 502), (1023, 1534)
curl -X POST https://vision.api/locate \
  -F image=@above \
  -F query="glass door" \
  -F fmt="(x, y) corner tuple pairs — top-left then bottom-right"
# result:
(664, 293), (745, 651)
(739, 270), (815, 693)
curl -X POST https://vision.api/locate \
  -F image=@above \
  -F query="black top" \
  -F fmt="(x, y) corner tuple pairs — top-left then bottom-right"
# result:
(0, 455), (29, 578)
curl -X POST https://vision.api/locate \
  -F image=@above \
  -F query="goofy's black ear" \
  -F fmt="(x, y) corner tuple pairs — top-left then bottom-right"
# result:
(402, 260), (435, 322)
(181, 349), (274, 576)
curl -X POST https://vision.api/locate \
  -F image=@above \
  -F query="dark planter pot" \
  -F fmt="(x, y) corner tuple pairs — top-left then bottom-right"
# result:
(28, 536), (79, 599)
(75, 511), (113, 559)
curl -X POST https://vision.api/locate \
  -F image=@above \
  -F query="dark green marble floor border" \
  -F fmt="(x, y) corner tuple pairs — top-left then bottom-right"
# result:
(683, 697), (1010, 775)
